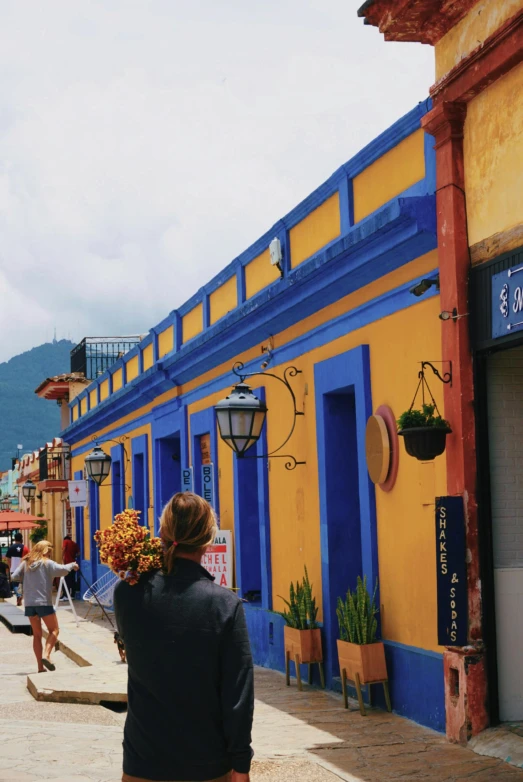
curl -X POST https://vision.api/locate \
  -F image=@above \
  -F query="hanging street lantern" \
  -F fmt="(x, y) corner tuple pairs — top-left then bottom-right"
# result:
(22, 480), (37, 502)
(85, 445), (112, 486)
(215, 382), (268, 457)
(214, 361), (305, 471)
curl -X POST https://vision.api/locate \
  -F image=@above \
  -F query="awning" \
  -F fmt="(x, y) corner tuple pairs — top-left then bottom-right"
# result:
(0, 512), (44, 531)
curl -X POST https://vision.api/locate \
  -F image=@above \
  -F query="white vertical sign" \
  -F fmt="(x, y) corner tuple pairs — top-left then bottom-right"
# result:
(182, 466), (194, 492)
(202, 529), (232, 588)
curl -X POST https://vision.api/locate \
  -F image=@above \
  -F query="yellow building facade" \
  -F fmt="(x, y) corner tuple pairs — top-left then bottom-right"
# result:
(63, 103), (446, 729)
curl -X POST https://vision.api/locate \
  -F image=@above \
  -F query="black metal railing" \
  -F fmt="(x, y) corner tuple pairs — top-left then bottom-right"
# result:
(71, 336), (142, 380)
(39, 444), (71, 482)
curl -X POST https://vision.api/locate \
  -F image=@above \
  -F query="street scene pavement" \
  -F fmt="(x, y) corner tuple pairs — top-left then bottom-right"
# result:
(1, 600), (522, 782)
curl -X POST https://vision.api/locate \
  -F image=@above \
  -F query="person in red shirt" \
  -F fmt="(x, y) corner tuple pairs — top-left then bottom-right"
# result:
(62, 535), (80, 599)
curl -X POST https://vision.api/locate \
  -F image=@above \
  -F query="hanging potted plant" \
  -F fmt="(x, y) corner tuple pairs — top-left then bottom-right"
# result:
(279, 567), (325, 690)
(336, 576), (391, 715)
(397, 403), (451, 461)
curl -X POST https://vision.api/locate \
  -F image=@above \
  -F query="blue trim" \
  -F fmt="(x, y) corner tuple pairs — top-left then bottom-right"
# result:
(151, 405), (185, 533)
(189, 407), (219, 517)
(110, 444), (125, 517)
(381, 640), (445, 731)
(314, 345), (377, 686)
(68, 102), (433, 415)
(243, 603), (444, 731)
(63, 194), (436, 441)
(65, 266), (438, 450)
(233, 387), (271, 608)
(131, 434), (149, 524)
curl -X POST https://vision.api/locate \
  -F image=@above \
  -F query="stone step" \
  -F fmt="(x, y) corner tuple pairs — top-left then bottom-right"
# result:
(27, 662), (127, 705)
(0, 604), (31, 635)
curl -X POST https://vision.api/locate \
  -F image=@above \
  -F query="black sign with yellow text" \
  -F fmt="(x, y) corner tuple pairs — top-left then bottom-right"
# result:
(435, 496), (468, 646)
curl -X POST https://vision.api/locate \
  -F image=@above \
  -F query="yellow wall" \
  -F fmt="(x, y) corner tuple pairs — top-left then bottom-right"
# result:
(353, 130), (426, 223)
(290, 193), (341, 268)
(89, 390), (97, 410)
(210, 276), (238, 324)
(72, 405), (79, 422)
(464, 60), (523, 246)
(100, 379), (109, 402)
(158, 328), (173, 359)
(245, 248), (280, 299)
(182, 303), (203, 343)
(143, 342), (155, 370)
(435, 0), (523, 81)
(126, 355), (140, 383)
(112, 368), (123, 393)
(80, 397), (87, 416)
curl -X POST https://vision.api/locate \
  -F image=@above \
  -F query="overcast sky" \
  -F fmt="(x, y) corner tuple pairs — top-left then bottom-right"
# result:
(0, 0), (434, 364)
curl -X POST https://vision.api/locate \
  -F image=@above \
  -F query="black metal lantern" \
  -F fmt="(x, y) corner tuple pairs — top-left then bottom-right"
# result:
(22, 480), (37, 502)
(85, 445), (112, 486)
(215, 361), (305, 470)
(216, 382), (267, 457)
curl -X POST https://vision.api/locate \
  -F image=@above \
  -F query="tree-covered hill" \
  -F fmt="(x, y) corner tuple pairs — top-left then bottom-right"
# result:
(0, 340), (75, 471)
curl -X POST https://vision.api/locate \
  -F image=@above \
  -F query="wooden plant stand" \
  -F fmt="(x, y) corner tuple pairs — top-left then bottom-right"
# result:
(284, 626), (325, 691)
(337, 639), (392, 716)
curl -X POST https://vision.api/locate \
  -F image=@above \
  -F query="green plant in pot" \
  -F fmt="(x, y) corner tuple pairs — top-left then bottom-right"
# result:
(397, 403), (451, 461)
(336, 576), (391, 715)
(279, 566), (324, 690)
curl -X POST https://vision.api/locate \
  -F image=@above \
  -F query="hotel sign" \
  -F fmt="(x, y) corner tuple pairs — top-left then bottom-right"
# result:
(435, 497), (467, 646)
(492, 263), (523, 339)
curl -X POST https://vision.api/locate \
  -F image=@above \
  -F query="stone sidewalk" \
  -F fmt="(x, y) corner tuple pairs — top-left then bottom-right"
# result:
(2, 609), (523, 781)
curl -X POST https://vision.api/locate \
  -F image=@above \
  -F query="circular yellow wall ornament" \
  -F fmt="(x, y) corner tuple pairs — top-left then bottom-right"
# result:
(366, 414), (391, 485)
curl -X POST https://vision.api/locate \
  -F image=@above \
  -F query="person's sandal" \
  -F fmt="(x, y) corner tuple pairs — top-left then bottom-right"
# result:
(42, 658), (56, 671)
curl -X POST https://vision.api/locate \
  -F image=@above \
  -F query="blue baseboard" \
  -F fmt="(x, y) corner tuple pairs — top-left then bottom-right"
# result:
(244, 604), (445, 732)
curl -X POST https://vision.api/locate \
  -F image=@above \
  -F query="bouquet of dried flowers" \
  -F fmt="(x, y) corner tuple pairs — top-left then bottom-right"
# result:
(94, 509), (163, 585)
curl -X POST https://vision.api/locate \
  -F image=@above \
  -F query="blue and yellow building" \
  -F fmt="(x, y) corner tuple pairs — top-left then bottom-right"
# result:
(60, 102), (448, 730)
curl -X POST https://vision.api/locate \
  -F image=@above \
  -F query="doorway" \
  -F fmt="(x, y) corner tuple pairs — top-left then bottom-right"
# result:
(157, 435), (181, 514)
(486, 346), (523, 721)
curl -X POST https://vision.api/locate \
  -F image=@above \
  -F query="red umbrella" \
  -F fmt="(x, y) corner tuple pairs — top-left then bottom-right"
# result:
(0, 512), (44, 531)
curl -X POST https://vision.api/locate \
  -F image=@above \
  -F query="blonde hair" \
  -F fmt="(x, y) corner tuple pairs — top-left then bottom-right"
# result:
(160, 492), (217, 574)
(23, 540), (53, 567)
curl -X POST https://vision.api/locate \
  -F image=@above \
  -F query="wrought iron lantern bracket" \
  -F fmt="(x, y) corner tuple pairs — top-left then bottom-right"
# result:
(229, 361), (306, 470)
(88, 434), (131, 490)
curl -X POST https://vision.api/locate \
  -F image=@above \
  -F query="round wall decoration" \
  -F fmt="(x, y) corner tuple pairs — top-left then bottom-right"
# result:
(365, 405), (399, 492)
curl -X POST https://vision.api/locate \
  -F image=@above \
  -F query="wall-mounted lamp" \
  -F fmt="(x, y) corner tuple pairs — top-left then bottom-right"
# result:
(22, 480), (36, 502)
(409, 275), (440, 297)
(85, 435), (131, 491)
(215, 361), (305, 470)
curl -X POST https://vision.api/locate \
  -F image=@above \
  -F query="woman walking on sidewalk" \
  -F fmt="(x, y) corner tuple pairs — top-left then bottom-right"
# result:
(11, 540), (78, 673)
(115, 492), (254, 782)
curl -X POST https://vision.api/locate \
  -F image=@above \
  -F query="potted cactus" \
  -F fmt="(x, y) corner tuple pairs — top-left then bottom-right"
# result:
(336, 576), (391, 715)
(397, 403), (451, 461)
(279, 567), (324, 690)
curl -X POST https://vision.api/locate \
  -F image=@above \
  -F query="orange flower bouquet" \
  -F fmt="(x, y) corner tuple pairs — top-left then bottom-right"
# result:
(94, 509), (164, 585)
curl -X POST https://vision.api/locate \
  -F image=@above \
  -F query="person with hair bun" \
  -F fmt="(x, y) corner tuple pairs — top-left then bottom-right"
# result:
(114, 492), (254, 782)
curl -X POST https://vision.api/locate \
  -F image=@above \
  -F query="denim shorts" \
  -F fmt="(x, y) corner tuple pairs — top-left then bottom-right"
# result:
(25, 605), (55, 618)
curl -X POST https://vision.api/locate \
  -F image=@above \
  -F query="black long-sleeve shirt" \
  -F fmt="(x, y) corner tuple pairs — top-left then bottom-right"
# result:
(114, 559), (254, 781)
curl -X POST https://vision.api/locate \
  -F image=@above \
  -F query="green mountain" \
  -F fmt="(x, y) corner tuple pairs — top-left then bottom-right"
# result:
(0, 340), (75, 471)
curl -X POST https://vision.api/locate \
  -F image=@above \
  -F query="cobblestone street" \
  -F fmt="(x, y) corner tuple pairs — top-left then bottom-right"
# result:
(2, 613), (523, 782)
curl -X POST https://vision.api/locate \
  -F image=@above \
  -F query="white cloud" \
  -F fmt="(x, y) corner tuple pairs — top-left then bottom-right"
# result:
(0, 0), (434, 363)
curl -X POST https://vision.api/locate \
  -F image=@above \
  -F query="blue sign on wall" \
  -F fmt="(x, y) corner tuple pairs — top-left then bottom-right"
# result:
(435, 496), (468, 646)
(492, 263), (523, 339)
(201, 463), (215, 508)
(182, 466), (193, 492)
